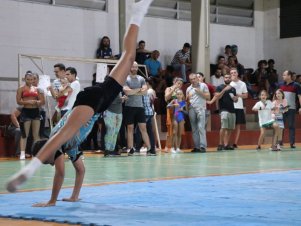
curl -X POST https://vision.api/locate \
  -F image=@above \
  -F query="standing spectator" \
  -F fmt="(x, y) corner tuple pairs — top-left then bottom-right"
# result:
(171, 43), (192, 83)
(197, 72), (215, 127)
(230, 68), (248, 148)
(135, 40), (151, 65)
(52, 63), (66, 94)
(123, 61), (155, 156)
(103, 91), (127, 157)
(207, 74), (237, 151)
(16, 72), (45, 160)
(272, 89), (288, 150)
(186, 73), (210, 152)
(164, 77), (183, 152)
(49, 63), (66, 125)
(32, 73), (48, 138)
(96, 36), (113, 59)
(278, 70), (301, 148)
(252, 90), (280, 151)
(167, 89), (187, 153)
(48, 77), (72, 122)
(134, 79), (156, 153)
(60, 67), (81, 117)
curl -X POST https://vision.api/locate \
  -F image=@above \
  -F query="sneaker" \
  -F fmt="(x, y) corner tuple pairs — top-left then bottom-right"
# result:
(256, 146), (261, 150)
(277, 144), (281, 151)
(290, 144), (296, 149)
(224, 145), (234, 150)
(232, 144), (238, 149)
(128, 148), (135, 156)
(217, 145), (224, 151)
(171, 148), (177, 154)
(121, 147), (128, 153)
(176, 148), (182, 153)
(105, 150), (121, 157)
(146, 150), (156, 156)
(200, 147), (206, 153)
(134, 149), (141, 155)
(19, 154), (25, 160)
(271, 145), (278, 151)
(140, 147), (147, 152)
(191, 148), (201, 153)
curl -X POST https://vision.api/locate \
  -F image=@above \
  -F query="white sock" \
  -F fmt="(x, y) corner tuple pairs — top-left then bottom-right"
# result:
(129, 0), (153, 27)
(20, 157), (42, 179)
(6, 157), (42, 192)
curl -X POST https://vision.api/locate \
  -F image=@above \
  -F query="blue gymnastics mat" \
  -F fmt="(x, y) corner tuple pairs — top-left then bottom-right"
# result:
(1, 170), (301, 226)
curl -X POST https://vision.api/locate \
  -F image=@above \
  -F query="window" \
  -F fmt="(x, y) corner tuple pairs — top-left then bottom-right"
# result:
(280, 0), (301, 38)
(12, 0), (107, 11)
(145, 0), (254, 27)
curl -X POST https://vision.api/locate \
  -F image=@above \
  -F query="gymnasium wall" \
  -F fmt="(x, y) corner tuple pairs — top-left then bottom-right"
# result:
(0, 0), (299, 114)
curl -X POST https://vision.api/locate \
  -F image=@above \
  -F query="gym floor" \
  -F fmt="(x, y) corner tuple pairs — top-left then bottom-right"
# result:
(0, 145), (300, 225)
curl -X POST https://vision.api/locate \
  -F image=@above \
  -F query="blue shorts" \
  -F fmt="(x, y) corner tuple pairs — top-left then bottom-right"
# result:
(51, 110), (100, 162)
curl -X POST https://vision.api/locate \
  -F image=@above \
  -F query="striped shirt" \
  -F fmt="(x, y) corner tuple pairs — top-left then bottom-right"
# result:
(171, 50), (190, 65)
(142, 91), (155, 116)
(278, 81), (301, 109)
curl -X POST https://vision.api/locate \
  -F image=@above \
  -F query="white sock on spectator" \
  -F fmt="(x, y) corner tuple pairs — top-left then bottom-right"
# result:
(129, 0), (153, 27)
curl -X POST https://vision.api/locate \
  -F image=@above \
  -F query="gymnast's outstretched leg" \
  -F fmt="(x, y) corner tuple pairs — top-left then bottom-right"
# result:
(6, 0), (153, 193)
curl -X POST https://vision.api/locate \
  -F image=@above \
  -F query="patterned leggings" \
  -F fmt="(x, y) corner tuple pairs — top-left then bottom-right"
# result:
(104, 111), (122, 151)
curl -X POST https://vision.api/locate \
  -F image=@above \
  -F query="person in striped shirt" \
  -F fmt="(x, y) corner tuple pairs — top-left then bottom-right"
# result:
(171, 43), (192, 83)
(278, 70), (301, 148)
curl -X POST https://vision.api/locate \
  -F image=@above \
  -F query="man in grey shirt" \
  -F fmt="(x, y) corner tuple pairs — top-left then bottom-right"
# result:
(123, 61), (155, 156)
(186, 73), (210, 152)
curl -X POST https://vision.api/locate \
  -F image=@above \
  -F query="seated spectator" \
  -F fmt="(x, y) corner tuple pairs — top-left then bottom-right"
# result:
(96, 36), (113, 59)
(9, 108), (22, 157)
(296, 74), (301, 86)
(253, 60), (268, 92)
(266, 59), (278, 96)
(227, 56), (244, 77)
(171, 43), (192, 83)
(224, 45), (232, 63)
(136, 40), (151, 65)
(211, 68), (224, 87)
(211, 55), (226, 75)
(242, 69), (258, 99)
(144, 50), (163, 86)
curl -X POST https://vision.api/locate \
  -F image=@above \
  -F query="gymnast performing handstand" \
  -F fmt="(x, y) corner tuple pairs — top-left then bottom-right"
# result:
(6, 0), (154, 203)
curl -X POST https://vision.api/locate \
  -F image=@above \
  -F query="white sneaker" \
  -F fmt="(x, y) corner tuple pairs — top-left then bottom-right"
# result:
(140, 147), (147, 152)
(176, 148), (182, 153)
(171, 148), (177, 154)
(19, 154), (25, 160)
